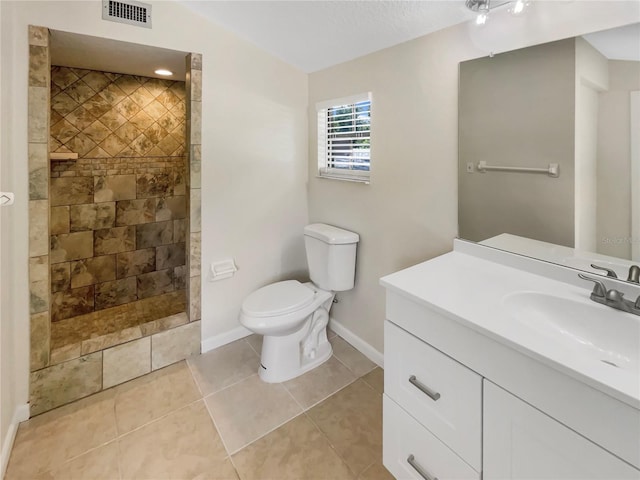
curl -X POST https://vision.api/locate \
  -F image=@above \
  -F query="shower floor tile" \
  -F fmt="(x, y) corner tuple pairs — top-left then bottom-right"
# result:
(50, 290), (186, 351)
(6, 333), (392, 480)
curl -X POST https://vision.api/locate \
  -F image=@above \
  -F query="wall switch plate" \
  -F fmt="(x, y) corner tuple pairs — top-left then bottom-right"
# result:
(466, 162), (474, 173)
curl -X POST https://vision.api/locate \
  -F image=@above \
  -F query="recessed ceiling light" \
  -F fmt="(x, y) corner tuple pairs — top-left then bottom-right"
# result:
(154, 69), (173, 76)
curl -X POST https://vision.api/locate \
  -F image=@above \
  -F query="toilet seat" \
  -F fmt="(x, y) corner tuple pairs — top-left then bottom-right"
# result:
(242, 280), (316, 318)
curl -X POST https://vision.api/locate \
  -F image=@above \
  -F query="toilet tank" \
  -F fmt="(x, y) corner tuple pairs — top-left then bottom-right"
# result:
(304, 224), (359, 291)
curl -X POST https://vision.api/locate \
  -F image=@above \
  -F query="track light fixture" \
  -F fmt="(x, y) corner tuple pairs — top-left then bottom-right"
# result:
(466, 0), (530, 25)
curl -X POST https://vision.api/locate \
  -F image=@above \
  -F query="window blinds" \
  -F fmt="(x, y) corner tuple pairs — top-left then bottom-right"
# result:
(317, 92), (371, 182)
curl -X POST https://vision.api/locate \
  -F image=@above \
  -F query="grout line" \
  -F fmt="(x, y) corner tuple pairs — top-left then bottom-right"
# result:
(199, 368), (261, 399)
(225, 396), (305, 456)
(281, 378), (306, 413)
(184, 357), (205, 398)
(298, 374), (360, 413)
(201, 392), (235, 463)
(44, 437), (120, 476)
(113, 391), (121, 438)
(18, 394), (122, 476)
(331, 352), (358, 375)
(115, 438), (124, 480)
(101, 367), (234, 478)
(188, 339), (261, 398)
(278, 355), (360, 414)
(359, 460), (377, 479)
(360, 375), (380, 395)
(116, 396), (204, 439)
(201, 373), (304, 456)
(330, 336), (378, 379)
(302, 410), (360, 478)
(244, 336), (262, 357)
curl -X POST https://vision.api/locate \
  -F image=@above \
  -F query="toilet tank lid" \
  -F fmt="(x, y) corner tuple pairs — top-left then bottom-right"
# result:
(304, 224), (359, 245)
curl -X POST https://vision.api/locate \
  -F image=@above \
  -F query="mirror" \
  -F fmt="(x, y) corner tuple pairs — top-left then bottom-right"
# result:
(458, 23), (640, 283)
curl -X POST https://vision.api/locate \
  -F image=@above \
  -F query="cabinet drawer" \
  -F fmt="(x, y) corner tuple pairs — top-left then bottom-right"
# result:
(384, 395), (480, 480)
(385, 320), (482, 470)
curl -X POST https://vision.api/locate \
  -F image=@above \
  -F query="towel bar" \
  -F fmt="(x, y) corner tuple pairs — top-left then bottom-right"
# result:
(477, 161), (559, 177)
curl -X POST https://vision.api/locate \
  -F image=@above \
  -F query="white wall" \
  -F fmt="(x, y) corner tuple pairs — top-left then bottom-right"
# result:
(598, 60), (640, 259)
(0, 0), (308, 434)
(308, 1), (639, 353)
(0, 0), (13, 465)
(575, 37), (609, 252)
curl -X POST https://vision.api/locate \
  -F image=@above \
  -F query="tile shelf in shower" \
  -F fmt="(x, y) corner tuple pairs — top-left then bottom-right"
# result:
(50, 152), (79, 161)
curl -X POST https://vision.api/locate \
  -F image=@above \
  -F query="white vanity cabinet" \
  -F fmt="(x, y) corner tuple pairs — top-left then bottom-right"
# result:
(383, 315), (640, 480)
(382, 291), (640, 480)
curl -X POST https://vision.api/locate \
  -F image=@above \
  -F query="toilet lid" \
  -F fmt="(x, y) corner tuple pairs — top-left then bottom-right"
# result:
(242, 280), (316, 318)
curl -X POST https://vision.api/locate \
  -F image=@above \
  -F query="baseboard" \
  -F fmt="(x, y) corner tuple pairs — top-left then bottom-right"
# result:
(200, 319), (384, 368)
(329, 317), (384, 368)
(201, 325), (252, 353)
(1, 404), (29, 477)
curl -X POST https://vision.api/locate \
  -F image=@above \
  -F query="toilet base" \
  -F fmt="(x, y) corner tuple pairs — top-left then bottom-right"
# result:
(257, 305), (333, 383)
(259, 339), (332, 383)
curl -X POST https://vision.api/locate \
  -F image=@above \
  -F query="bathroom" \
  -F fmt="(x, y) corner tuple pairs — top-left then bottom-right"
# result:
(0, 0), (639, 479)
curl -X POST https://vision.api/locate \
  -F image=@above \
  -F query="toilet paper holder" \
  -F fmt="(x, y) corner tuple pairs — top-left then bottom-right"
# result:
(210, 259), (238, 281)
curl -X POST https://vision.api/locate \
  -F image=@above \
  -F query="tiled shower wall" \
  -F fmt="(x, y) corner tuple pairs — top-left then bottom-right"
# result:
(49, 67), (187, 331)
(28, 41), (202, 416)
(28, 28), (203, 417)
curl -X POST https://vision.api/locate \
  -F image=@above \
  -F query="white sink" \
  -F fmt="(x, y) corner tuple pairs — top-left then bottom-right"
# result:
(502, 291), (640, 372)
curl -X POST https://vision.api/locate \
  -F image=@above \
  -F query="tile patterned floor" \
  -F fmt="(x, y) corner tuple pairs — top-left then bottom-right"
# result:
(6, 331), (393, 480)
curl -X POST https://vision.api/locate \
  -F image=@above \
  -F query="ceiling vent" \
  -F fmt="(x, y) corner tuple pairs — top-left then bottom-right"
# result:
(102, 0), (152, 28)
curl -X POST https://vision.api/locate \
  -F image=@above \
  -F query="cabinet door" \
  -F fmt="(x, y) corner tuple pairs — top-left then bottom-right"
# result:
(484, 381), (640, 479)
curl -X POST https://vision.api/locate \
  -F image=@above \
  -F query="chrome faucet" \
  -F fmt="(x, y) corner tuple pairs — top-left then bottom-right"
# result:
(590, 263), (640, 284)
(579, 274), (640, 316)
(627, 265), (640, 284)
(590, 263), (617, 278)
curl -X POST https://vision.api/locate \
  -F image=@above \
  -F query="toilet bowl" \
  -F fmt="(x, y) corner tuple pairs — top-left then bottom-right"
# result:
(240, 223), (359, 383)
(240, 280), (334, 383)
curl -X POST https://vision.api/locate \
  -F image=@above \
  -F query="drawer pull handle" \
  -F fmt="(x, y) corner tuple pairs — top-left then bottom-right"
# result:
(409, 375), (441, 401)
(407, 454), (438, 480)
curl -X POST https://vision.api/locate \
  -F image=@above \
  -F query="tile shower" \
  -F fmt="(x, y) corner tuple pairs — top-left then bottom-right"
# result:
(48, 67), (188, 345)
(27, 27), (203, 416)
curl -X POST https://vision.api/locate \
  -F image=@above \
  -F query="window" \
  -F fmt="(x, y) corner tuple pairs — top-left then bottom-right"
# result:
(317, 92), (372, 183)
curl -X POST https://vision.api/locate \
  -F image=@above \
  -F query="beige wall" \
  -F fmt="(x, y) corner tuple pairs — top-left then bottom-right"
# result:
(0, 0), (308, 440)
(459, 38), (576, 247)
(597, 60), (640, 258)
(308, 2), (638, 353)
(0, 0), (21, 463)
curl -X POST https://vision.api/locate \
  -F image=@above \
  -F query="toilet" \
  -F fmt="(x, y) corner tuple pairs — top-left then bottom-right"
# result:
(240, 223), (359, 383)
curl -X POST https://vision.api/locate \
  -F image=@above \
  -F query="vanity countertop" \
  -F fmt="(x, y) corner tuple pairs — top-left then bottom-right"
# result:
(380, 250), (640, 410)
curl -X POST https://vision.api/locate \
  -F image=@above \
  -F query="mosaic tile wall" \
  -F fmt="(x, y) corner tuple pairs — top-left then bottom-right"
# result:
(49, 67), (188, 332)
(50, 66), (186, 158)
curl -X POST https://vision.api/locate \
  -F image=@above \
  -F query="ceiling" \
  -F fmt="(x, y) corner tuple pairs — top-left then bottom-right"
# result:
(49, 2), (639, 79)
(180, 1), (475, 72)
(50, 30), (188, 80)
(583, 22), (640, 61)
